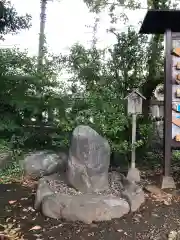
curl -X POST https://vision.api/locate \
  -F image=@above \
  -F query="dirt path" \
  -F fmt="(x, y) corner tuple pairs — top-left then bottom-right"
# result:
(0, 183), (180, 239)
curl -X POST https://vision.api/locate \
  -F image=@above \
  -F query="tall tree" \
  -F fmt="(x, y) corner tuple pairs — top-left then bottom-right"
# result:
(38, 0), (47, 70)
(83, 0), (179, 116)
(0, 0), (63, 148)
(62, 26), (149, 154)
(83, 0), (141, 13)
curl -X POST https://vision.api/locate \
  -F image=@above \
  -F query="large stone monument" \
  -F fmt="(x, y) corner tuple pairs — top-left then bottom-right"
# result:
(67, 125), (110, 193)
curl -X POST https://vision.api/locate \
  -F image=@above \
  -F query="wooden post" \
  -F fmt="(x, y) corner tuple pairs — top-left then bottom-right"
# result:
(139, 9), (177, 189)
(131, 113), (136, 168)
(157, 105), (160, 126)
(161, 29), (176, 189)
(164, 29), (172, 177)
(125, 90), (145, 183)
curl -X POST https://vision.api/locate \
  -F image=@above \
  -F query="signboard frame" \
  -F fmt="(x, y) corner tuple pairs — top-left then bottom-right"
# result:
(139, 10), (180, 188)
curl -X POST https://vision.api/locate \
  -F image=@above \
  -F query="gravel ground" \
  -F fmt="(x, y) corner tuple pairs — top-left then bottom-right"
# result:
(47, 171), (141, 197)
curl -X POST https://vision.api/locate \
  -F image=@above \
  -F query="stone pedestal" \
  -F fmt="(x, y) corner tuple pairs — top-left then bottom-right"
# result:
(161, 175), (176, 189)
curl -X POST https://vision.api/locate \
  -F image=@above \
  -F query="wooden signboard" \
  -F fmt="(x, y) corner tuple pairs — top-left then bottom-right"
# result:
(172, 38), (180, 142)
(125, 90), (145, 115)
(139, 10), (180, 188)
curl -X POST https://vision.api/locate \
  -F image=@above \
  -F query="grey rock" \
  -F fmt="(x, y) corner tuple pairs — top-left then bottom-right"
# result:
(119, 173), (141, 192)
(127, 167), (141, 183)
(22, 150), (67, 179)
(34, 172), (145, 223)
(109, 172), (144, 212)
(67, 125), (110, 193)
(122, 188), (145, 212)
(151, 122), (163, 152)
(120, 175), (145, 212)
(0, 151), (12, 169)
(42, 193), (130, 224)
(34, 175), (55, 209)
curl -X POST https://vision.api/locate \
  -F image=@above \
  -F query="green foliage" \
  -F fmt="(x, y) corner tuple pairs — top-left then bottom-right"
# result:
(0, 161), (23, 184)
(58, 27), (153, 156)
(0, 48), (62, 139)
(0, 44), (65, 152)
(172, 150), (180, 162)
(147, 0), (178, 9)
(0, 0), (175, 171)
(108, 27), (148, 91)
(0, 0), (31, 39)
(0, 2), (64, 150)
(0, 139), (11, 153)
(0, 139), (24, 183)
(83, 0), (141, 14)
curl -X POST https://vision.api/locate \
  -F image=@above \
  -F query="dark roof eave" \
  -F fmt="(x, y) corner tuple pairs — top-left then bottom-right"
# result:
(139, 9), (180, 34)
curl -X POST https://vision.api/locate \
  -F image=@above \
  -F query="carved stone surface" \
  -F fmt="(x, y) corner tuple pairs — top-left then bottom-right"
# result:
(67, 125), (110, 193)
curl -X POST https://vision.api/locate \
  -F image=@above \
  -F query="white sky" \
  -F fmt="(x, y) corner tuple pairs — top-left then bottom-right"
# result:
(1, 0), (147, 56)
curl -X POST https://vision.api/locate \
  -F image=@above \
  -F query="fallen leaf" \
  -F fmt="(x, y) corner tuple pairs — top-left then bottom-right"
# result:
(22, 208), (28, 212)
(29, 225), (41, 231)
(26, 206), (35, 212)
(20, 197), (28, 201)
(117, 229), (123, 232)
(88, 232), (94, 236)
(5, 218), (11, 222)
(145, 185), (163, 196)
(164, 200), (171, 205)
(33, 233), (43, 238)
(8, 200), (17, 204)
(152, 213), (159, 217)
(132, 217), (140, 223)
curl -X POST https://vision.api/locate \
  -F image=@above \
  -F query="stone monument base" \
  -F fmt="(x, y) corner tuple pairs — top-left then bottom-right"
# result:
(161, 175), (176, 189)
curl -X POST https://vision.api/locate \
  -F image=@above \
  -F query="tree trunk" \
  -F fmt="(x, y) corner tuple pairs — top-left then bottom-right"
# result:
(37, 0), (47, 123)
(38, 0), (47, 70)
